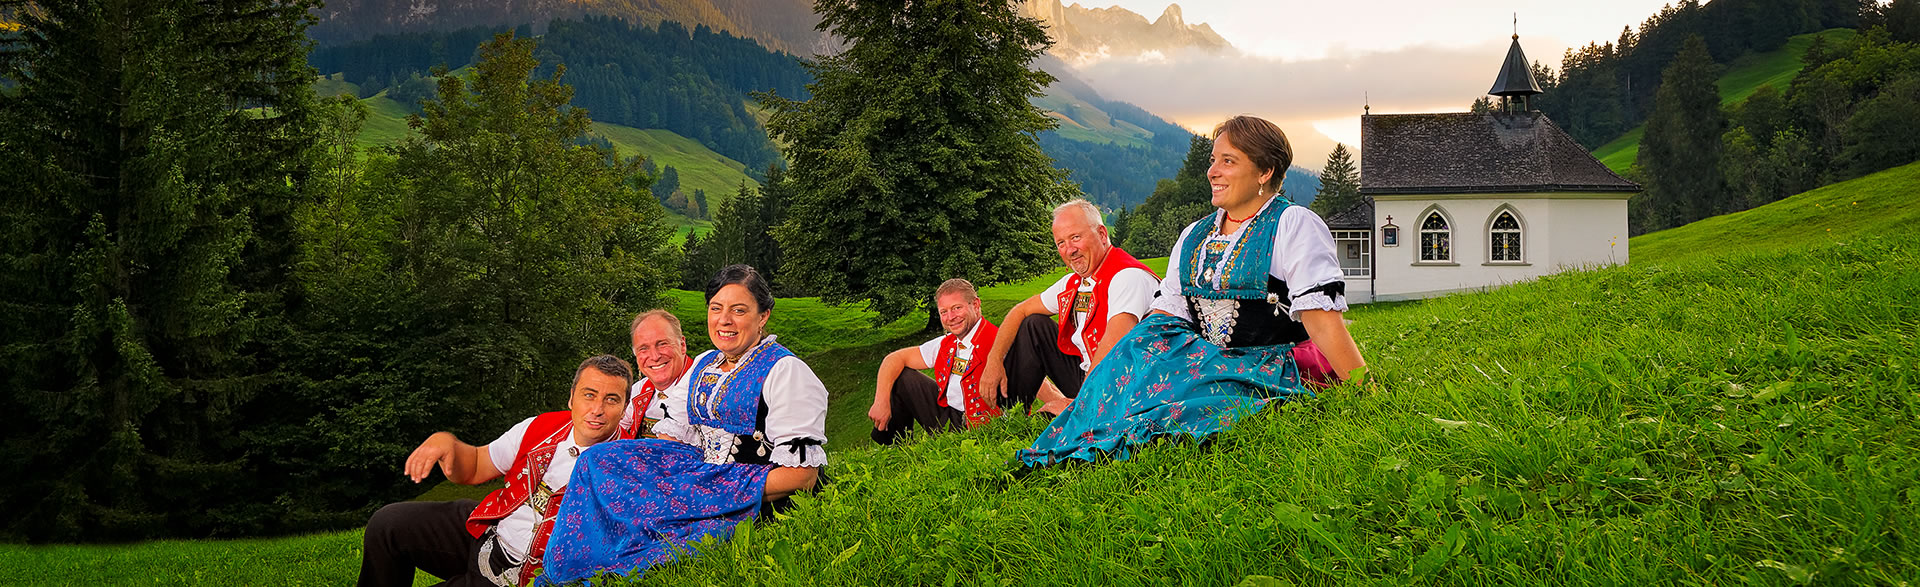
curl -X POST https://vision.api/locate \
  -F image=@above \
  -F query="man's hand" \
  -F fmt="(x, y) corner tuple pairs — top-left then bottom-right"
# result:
(868, 400), (892, 431)
(654, 432), (680, 442)
(403, 433), (454, 484)
(978, 360), (1009, 403)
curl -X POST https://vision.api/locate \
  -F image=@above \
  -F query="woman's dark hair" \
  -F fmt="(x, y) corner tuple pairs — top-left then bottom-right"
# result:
(704, 264), (775, 313)
(1213, 115), (1294, 194)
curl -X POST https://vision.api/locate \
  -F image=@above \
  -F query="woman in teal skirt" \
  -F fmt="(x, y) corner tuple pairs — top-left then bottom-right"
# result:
(1017, 116), (1368, 466)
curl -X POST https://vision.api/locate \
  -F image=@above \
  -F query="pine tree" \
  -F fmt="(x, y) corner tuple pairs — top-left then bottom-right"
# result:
(1310, 144), (1362, 217)
(760, 0), (1072, 323)
(0, 0), (321, 541)
(1470, 96), (1495, 113)
(1637, 35), (1728, 230)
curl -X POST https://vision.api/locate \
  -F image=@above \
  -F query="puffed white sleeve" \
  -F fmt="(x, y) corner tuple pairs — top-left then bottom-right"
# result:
(649, 352), (706, 443)
(486, 417), (535, 473)
(1273, 206), (1350, 321)
(762, 356), (829, 467)
(1148, 222), (1199, 320)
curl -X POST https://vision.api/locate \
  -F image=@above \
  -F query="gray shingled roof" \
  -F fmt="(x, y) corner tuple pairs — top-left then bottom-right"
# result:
(1322, 196), (1375, 230)
(1359, 111), (1641, 195)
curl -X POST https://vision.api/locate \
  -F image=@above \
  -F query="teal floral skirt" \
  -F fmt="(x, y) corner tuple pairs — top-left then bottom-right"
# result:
(1015, 312), (1310, 466)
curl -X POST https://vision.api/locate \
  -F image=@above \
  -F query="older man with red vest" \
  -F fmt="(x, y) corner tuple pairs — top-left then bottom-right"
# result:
(868, 278), (1000, 445)
(980, 199), (1160, 415)
(358, 355), (634, 587)
(619, 309), (694, 440)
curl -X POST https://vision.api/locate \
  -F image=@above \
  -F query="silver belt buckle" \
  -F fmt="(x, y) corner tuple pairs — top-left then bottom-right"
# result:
(476, 530), (523, 587)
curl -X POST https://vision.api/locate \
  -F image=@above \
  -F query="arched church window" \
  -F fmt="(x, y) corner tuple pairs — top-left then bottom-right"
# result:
(1420, 212), (1451, 262)
(1490, 211), (1522, 262)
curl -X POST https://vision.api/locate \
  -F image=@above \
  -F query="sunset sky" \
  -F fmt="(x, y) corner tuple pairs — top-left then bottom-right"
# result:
(1066, 0), (1682, 170)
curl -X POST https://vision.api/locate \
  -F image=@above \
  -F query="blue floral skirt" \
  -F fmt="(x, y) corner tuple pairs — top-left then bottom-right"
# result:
(538, 439), (771, 585)
(1015, 313), (1310, 467)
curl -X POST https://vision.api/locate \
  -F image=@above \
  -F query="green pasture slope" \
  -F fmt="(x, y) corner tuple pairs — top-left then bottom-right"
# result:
(5, 164), (1917, 584)
(1591, 28), (1857, 174)
(349, 92), (757, 236)
(1032, 86), (1155, 148)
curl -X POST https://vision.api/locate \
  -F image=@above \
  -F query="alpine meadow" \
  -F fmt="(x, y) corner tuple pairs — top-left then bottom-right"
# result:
(2, 0), (1918, 585)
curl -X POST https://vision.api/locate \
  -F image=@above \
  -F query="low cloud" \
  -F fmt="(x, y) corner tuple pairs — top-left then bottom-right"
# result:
(1074, 39), (1540, 170)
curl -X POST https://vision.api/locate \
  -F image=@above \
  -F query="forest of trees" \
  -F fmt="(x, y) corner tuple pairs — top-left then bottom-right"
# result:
(1512, 0), (1920, 232)
(1531, 0), (1863, 149)
(3, 17), (674, 541)
(311, 17), (807, 175)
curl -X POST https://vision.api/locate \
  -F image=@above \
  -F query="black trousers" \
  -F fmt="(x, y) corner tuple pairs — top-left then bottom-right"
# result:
(871, 369), (965, 445)
(1003, 313), (1087, 406)
(360, 499), (502, 587)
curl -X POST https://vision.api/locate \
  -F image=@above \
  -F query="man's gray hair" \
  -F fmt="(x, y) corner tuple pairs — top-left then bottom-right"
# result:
(1052, 198), (1104, 228)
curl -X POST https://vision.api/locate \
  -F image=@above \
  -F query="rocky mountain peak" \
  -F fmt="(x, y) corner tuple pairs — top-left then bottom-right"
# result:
(1020, 0), (1231, 65)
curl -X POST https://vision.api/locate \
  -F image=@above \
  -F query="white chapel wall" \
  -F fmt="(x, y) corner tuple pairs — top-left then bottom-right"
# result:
(1371, 193), (1629, 301)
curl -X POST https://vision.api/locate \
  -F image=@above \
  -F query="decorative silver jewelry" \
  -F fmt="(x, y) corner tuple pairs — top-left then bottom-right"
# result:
(1194, 298), (1240, 347)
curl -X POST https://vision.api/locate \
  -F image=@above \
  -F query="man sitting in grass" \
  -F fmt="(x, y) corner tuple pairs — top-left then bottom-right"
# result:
(358, 355), (633, 587)
(868, 278), (1001, 444)
(620, 309), (694, 440)
(978, 199), (1160, 415)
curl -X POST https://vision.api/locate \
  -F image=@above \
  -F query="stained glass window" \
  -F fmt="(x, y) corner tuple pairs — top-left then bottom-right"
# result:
(1490, 211), (1522, 262)
(1419, 212), (1450, 262)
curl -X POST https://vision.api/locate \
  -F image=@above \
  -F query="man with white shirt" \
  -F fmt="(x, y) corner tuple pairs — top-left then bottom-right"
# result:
(868, 278), (1000, 445)
(358, 355), (633, 587)
(619, 309), (693, 439)
(979, 199), (1160, 414)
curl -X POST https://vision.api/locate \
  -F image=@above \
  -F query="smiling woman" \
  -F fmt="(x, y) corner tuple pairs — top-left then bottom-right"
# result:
(538, 264), (829, 584)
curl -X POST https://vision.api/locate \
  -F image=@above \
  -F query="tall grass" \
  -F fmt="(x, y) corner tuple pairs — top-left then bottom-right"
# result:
(645, 210), (1920, 585)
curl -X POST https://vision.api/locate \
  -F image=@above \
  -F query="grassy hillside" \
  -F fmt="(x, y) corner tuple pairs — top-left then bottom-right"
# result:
(642, 149), (1920, 585)
(1032, 86), (1156, 149)
(349, 93), (757, 236)
(1591, 28), (1856, 173)
(1634, 159), (1920, 262)
(5, 166), (1915, 584)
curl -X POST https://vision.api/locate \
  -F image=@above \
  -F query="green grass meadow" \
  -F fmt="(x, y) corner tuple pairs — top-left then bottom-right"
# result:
(348, 92), (757, 237)
(4, 164), (1916, 584)
(1590, 28), (1856, 174)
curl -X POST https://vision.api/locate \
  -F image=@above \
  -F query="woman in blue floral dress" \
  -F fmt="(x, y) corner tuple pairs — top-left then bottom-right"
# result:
(1017, 116), (1368, 466)
(539, 265), (827, 584)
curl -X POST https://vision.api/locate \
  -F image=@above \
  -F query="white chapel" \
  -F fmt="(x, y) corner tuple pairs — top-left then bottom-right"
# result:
(1328, 33), (1642, 303)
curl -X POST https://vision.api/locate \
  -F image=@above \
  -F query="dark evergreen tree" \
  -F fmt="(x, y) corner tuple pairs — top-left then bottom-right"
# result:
(1310, 144), (1362, 217)
(1637, 36), (1730, 230)
(694, 188), (710, 219)
(1839, 75), (1920, 177)
(760, 0), (1072, 323)
(653, 165), (682, 202)
(0, 0), (321, 541)
(285, 33), (675, 533)
(1470, 96), (1495, 113)
(1888, 0), (1920, 42)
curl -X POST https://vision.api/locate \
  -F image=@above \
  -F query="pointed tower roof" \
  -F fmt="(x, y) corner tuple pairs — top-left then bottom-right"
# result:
(1489, 35), (1543, 97)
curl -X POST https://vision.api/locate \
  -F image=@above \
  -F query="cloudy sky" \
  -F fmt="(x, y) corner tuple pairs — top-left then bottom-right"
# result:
(1068, 0), (1680, 170)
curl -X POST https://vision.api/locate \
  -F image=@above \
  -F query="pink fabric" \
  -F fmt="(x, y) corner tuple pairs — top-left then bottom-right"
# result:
(1291, 341), (1336, 387)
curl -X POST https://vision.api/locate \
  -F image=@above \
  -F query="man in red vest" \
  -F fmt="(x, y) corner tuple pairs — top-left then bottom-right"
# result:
(358, 355), (634, 587)
(980, 199), (1160, 415)
(868, 278), (1000, 444)
(619, 309), (694, 440)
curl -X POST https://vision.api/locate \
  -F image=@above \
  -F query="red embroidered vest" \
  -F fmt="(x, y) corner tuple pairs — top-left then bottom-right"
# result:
(931, 319), (1001, 427)
(1054, 247), (1157, 358)
(465, 411), (571, 586)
